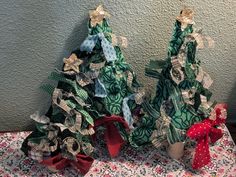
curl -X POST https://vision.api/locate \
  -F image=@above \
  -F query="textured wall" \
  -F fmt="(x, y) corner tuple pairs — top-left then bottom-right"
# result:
(0, 0), (235, 131)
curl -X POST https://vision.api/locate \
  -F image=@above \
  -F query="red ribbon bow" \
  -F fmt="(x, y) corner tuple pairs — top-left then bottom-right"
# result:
(40, 153), (94, 175)
(186, 103), (227, 169)
(94, 115), (129, 157)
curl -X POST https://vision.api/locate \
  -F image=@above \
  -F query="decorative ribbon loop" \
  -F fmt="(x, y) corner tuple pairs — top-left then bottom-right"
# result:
(182, 88), (196, 105)
(52, 89), (73, 114)
(111, 34), (128, 48)
(187, 103), (227, 169)
(49, 72), (88, 101)
(80, 33), (117, 62)
(29, 112), (59, 154)
(150, 106), (171, 148)
(170, 56), (185, 85)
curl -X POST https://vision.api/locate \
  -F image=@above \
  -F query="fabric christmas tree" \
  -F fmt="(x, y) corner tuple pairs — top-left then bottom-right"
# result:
(144, 8), (216, 145)
(21, 5), (145, 174)
(135, 8), (227, 169)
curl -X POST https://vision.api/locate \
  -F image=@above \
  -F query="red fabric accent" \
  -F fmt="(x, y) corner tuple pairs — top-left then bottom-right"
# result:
(104, 123), (125, 157)
(40, 153), (94, 174)
(212, 103), (227, 125)
(209, 128), (223, 144)
(186, 103), (227, 169)
(40, 154), (69, 169)
(70, 154), (94, 175)
(94, 115), (129, 157)
(193, 136), (210, 169)
(187, 121), (222, 169)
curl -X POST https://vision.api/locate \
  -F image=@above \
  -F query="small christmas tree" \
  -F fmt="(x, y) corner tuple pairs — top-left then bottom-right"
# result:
(144, 8), (214, 145)
(21, 5), (144, 173)
(136, 8), (227, 168)
(129, 8), (204, 148)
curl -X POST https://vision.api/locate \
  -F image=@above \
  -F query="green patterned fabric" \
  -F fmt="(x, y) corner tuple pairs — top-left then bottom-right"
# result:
(129, 101), (159, 147)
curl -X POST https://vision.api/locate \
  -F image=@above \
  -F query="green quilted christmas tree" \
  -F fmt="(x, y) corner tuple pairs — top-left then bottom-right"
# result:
(130, 8), (217, 150)
(72, 5), (144, 157)
(21, 5), (144, 173)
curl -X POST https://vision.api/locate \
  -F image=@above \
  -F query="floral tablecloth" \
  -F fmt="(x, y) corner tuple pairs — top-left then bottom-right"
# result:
(0, 125), (235, 177)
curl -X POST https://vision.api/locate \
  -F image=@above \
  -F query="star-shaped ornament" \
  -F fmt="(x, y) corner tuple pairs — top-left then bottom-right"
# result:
(63, 54), (83, 73)
(176, 8), (195, 31)
(89, 5), (110, 27)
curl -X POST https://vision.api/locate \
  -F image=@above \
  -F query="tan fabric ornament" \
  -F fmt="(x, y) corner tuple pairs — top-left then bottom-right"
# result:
(176, 8), (194, 31)
(63, 54), (83, 73)
(150, 107), (171, 148)
(126, 71), (133, 88)
(54, 112), (94, 136)
(111, 34), (128, 48)
(62, 137), (81, 156)
(89, 5), (110, 27)
(191, 30), (215, 49)
(195, 66), (204, 82)
(134, 89), (146, 105)
(202, 72), (213, 89)
(28, 136), (58, 153)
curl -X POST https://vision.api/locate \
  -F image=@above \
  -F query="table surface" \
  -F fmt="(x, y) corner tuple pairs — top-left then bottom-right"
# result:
(0, 125), (235, 177)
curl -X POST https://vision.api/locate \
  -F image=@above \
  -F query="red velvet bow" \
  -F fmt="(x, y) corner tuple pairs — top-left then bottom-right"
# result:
(40, 153), (94, 175)
(187, 103), (227, 169)
(94, 115), (129, 157)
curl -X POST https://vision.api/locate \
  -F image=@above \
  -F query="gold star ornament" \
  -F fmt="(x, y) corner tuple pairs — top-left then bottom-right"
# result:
(176, 8), (195, 31)
(63, 54), (83, 73)
(89, 5), (110, 27)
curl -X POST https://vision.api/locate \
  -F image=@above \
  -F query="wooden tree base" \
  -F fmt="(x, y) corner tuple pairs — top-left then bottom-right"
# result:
(167, 142), (184, 160)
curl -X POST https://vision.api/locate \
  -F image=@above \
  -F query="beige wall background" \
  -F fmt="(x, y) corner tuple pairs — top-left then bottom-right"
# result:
(0, 0), (235, 131)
